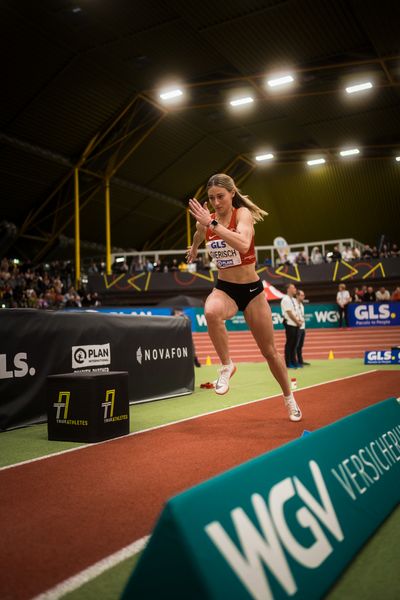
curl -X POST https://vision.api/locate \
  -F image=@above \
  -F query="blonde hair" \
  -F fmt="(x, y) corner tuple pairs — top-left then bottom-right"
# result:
(207, 173), (268, 223)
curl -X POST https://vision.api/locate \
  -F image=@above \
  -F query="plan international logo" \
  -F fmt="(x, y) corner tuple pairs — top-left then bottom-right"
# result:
(72, 343), (111, 369)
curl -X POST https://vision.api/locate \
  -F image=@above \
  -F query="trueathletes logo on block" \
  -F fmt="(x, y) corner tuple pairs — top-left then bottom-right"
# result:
(136, 345), (189, 364)
(101, 388), (128, 423)
(53, 391), (88, 426)
(72, 343), (111, 369)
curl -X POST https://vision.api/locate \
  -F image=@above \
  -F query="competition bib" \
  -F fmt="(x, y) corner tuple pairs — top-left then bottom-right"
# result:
(206, 239), (242, 269)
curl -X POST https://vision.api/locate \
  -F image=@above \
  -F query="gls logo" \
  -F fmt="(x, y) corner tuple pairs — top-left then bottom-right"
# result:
(367, 350), (391, 361)
(205, 460), (344, 600)
(0, 353), (36, 379)
(354, 304), (390, 320)
(210, 240), (226, 249)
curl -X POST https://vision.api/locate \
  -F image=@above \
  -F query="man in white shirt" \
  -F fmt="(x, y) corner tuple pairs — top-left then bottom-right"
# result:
(295, 289), (310, 366)
(281, 283), (302, 368)
(336, 283), (351, 327)
(376, 286), (390, 302)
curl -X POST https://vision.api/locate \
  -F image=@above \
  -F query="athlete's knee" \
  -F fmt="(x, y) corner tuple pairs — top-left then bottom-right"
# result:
(263, 344), (278, 361)
(205, 304), (224, 324)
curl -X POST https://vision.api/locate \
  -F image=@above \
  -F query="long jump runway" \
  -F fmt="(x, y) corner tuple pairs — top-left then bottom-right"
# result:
(1, 370), (399, 599)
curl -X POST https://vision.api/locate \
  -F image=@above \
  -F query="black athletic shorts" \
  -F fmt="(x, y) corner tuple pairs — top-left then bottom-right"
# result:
(215, 278), (264, 312)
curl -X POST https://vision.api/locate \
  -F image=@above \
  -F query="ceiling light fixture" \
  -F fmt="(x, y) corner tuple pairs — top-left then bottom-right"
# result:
(267, 74), (294, 88)
(396, 156), (400, 162)
(255, 153), (274, 162)
(340, 148), (360, 157)
(345, 81), (373, 94)
(307, 158), (326, 166)
(159, 88), (183, 101)
(229, 96), (254, 107)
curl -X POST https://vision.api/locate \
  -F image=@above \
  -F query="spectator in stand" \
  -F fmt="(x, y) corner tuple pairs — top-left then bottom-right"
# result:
(362, 244), (373, 259)
(371, 246), (379, 259)
(336, 283), (351, 327)
(310, 246), (324, 265)
(144, 258), (154, 272)
(379, 244), (389, 259)
(391, 286), (400, 301)
(64, 286), (82, 307)
(169, 258), (179, 271)
(295, 251), (308, 265)
(341, 245), (353, 261)
(352, 246), (361, 259)
(326, 245), (341, 262)
(362, 285), (376, 302)
(376, 286), (390, 302)
(390, 243), (400, 257)
(87, 261), (99, 275)
(352, 287), (363, 302)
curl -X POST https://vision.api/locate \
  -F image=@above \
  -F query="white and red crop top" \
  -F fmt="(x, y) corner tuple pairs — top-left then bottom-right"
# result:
(205, 208), (256, 269)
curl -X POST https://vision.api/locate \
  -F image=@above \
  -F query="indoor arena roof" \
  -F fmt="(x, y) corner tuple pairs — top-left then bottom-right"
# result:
(1, 0), (400, 261)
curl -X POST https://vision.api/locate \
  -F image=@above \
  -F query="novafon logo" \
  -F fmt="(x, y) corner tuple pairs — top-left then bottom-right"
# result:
(135, 345), (189, 364)
(0, 353), (36, 379)
(205, 460), (344, 600)
(136, 347), (143, 365)
(72, 343), (111, 369)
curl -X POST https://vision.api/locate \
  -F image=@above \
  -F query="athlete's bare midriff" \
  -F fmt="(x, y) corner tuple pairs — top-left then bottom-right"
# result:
(217, 262), (258, 284)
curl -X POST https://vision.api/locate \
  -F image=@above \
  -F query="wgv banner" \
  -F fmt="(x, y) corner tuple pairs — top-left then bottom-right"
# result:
(186, 304), (341, 332)
(122, 398), (400, 600)
(348, 302), (400, 327)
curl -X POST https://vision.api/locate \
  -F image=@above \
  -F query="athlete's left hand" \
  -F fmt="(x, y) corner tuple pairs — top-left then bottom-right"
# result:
(188, 198), (210, 227)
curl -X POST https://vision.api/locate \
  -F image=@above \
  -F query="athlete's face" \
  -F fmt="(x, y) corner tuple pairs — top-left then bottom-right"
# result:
(207, 185), (235, 216)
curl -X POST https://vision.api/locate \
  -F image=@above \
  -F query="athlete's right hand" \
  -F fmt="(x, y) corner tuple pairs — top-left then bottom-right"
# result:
(188, 198), (211, 227)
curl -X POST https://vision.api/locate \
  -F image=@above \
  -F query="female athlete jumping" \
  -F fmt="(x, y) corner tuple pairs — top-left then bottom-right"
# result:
(187, 173), (302, 422)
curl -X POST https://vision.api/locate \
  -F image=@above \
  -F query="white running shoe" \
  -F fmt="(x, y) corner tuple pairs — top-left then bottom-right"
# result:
(215, 362), (237, 395)
(284, 395), (302, 422)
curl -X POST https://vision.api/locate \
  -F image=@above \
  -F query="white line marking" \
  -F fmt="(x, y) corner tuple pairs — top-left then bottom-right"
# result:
(0, 369), (379, 472)
(31, 535), (149, 600)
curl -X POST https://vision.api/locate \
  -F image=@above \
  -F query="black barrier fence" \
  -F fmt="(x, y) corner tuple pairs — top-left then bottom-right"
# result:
(0, 310), (194, 431)
(88, 258), (400, 299)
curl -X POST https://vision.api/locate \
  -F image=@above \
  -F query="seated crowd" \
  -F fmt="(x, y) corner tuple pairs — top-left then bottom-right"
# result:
(278, 241), (400, 267)
(2, 247), (400, 308)
(351, 284), (400, 303)
(0, 257), (99, 309)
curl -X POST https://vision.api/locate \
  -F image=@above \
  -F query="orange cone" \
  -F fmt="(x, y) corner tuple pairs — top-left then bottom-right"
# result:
(205, 356), (212, 366)
(328, 350), (334, 360)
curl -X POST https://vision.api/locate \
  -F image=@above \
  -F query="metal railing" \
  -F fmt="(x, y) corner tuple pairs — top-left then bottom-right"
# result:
(110, 238), (365, 270)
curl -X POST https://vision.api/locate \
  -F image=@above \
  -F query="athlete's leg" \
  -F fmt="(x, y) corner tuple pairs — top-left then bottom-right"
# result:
(204, 288), (237, 364)
(244, 293), (291, 396)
